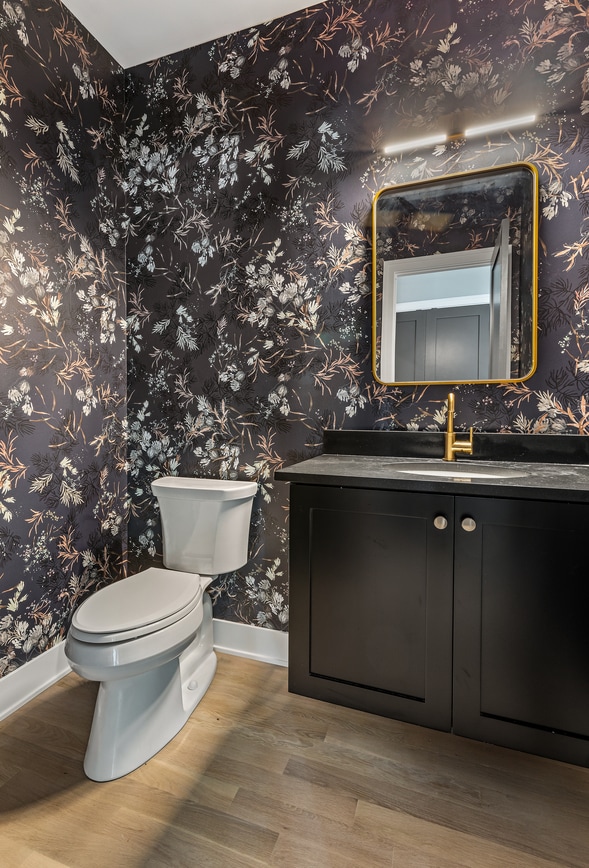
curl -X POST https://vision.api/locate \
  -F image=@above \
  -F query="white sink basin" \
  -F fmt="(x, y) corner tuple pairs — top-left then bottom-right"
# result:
(390, 462), (528, 480)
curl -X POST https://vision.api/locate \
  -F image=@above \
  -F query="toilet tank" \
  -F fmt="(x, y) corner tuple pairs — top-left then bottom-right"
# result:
(151, 477), (257, 575)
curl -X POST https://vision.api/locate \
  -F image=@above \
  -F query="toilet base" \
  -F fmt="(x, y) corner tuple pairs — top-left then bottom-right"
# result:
(83, 594), (217, 782)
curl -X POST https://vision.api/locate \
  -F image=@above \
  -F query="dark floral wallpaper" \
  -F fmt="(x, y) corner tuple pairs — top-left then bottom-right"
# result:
(125, 0), (589, 630)
(0, 3), (126, 675)
(2, 0), (589, 677)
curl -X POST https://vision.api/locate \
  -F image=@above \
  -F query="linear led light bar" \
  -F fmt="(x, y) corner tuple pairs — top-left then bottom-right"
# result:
(383, 133), (447, 155)
(383, 114), (537, 154)
(463, 114), (537, 138)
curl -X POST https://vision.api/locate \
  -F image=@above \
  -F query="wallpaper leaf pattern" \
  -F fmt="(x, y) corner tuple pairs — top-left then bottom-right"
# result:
(1, 0), (589, 674)
(0, 2), (125, 674)
(125, 0), (589, 628)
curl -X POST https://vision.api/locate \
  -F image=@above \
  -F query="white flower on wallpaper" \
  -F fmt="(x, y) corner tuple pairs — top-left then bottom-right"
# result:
(0, 1), (126, 674)
(118, 0), (589, 628)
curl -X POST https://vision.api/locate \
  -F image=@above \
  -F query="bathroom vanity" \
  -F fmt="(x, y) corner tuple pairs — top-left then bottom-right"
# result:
(275, 431), (589, 767)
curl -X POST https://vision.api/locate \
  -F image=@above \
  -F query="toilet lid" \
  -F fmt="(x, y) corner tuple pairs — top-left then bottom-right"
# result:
(70, 568), (201, 643)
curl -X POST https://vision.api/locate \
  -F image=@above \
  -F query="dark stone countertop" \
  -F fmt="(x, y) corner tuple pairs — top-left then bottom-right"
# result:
(274, 431), (589, 503)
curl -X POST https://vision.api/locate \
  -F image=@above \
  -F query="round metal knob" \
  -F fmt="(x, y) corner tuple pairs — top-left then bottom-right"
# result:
(461, 517), (477, 532)
(433, 515), (448, 530)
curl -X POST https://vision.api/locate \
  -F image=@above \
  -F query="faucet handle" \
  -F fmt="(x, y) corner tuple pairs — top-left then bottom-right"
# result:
(460, 426), (474, 444)
(460, 427), (475, 455)
(449, 425), (474, 459)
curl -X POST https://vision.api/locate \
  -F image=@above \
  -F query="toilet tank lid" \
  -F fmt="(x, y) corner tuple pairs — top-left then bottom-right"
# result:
(152, 476), (257, 500)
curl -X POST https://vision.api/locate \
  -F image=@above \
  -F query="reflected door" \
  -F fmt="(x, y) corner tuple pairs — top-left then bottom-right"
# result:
(489, 218), (512, 379)
(396, 304), (490, 381)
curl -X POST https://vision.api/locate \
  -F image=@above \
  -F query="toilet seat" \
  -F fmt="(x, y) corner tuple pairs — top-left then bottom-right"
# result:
(70, 568), (202, 644)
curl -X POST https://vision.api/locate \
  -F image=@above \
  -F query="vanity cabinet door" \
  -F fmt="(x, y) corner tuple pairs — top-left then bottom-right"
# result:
(453, 495), (589, 766)
(288, 484), (454, 730)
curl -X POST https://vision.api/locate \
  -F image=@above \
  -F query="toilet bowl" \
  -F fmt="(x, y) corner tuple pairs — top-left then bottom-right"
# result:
(65, 477), (257, 782)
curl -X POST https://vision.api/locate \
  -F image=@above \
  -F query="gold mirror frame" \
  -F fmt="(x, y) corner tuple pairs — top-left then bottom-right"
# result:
(371, 162), (539, 386)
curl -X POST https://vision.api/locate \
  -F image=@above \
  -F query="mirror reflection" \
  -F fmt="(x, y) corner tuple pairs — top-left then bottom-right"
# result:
(372, 163), (539, 386)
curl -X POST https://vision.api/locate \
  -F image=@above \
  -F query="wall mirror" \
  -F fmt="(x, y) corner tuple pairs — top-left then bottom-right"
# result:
(372, 162), (539, 385)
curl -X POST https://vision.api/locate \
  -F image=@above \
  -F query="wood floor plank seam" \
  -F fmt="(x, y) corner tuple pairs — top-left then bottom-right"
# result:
(0, 654), (587, 867)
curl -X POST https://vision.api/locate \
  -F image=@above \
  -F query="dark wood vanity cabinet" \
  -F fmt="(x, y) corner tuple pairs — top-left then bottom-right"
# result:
(288, 483), (589, 766)
(453, 495), (589, 766)
(288, 484), (455, 730)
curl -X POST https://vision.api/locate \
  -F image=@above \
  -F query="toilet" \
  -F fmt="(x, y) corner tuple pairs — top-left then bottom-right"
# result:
(65, 476), (257, 782)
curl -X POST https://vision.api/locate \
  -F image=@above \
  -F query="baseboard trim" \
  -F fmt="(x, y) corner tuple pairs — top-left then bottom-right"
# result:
(213, 618), (288, 668)
(0, 622), (288, 722)
(0, 643), (71, 721)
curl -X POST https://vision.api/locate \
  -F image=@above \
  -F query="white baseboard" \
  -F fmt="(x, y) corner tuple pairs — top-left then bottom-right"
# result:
(0, 621), (288, 722)
(0, 642), (71, 721)
(213, 618), (288, 668)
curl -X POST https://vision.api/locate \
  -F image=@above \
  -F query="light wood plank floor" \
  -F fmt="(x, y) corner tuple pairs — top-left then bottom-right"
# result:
(0, 653), (588, 867)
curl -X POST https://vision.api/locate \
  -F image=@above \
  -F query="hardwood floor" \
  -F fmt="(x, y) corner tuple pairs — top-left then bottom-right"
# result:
(0, 652), (588, 867)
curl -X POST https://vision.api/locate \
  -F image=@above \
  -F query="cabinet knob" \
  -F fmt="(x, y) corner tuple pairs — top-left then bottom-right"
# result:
(461, 517), (477, 532)
(433, 515), (448, 530)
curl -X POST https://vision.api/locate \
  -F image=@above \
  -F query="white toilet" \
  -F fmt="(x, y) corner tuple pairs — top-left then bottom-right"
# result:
(65, 476), (257, 782)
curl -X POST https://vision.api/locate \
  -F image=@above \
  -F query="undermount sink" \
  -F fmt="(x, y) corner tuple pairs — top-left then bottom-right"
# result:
(390, 462), (529, 480)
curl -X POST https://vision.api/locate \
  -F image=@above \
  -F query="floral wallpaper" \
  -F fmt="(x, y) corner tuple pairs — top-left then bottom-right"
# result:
(0, 2), (126, 675)
(2, 0), (588, 675)
(125, 0), (589, 630)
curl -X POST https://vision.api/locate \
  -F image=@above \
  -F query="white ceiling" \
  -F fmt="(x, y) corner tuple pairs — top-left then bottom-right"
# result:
(60, 0), (325, 69)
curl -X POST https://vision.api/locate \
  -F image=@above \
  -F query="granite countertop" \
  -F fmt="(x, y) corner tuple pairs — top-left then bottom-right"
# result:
(274, 431), (589, 503)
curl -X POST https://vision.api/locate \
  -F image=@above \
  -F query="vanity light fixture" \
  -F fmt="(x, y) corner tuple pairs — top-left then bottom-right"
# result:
(383, 132), (447, 155)
(383, 114), (537, 155)
(463, 114), (537, 138)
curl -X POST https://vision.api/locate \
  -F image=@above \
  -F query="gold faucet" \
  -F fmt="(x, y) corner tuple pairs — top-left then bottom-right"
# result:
(444, 392), (474, 461)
